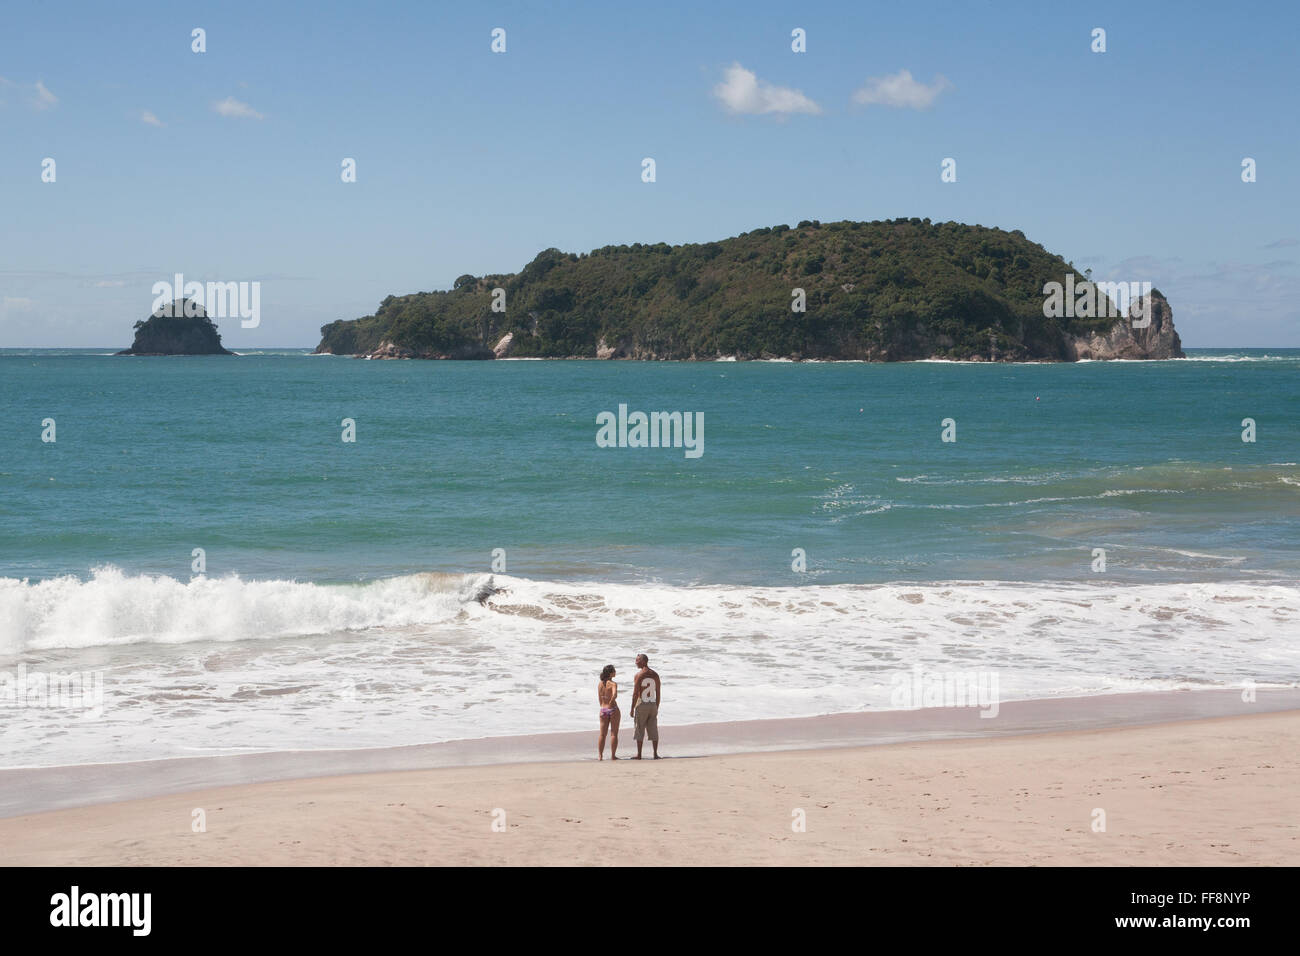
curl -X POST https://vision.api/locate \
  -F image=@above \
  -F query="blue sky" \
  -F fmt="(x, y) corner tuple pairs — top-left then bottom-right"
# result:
(2, 0), (1297, 347)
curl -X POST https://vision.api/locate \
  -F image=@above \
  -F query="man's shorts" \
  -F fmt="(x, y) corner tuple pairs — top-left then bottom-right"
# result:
(633, 702), (659, 743)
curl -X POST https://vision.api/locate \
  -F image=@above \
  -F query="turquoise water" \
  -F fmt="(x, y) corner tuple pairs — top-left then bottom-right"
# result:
(1, 349), (1298, 766)
(3, 349), (1298, 585)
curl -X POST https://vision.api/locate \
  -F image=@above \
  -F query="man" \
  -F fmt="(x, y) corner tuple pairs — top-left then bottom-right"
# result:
(630, 653), (661, 759)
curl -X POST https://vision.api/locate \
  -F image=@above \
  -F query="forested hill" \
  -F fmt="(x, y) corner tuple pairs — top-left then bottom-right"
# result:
(315, 218), (1176, 361)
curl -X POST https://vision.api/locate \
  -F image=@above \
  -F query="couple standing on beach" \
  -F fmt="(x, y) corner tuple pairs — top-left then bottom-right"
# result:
(597, 654), (660, 760)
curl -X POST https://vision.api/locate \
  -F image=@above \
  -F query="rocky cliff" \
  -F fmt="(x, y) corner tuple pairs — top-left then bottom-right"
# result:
(362, 339), (494, 360)
(1067, 291), (1183, 360)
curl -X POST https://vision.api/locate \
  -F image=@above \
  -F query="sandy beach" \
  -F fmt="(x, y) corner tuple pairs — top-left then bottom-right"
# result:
(3, 701), (1297, 866)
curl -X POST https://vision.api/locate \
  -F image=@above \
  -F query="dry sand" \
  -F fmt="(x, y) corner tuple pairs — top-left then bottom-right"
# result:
(3, 709), (1296, 866)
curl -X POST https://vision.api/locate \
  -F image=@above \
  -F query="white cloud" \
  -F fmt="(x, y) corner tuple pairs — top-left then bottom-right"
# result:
(1, 296), (37, 322)
(213, 96), (264, 120)
(32, 79), (58, 110)
(95, 280), (127, 288)
(0, 77), (57, 110)
(713, 63), (821, 116)
(852, 69), (951, 109)
(140, 110), (165, 127)
(0, 297), (49, 338)
(1106, 254), (1300, 345)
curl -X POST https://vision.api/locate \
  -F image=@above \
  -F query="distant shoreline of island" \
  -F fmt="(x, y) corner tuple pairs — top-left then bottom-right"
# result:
(22, 347), (1300, 356)
(27, 347), (1300, 355)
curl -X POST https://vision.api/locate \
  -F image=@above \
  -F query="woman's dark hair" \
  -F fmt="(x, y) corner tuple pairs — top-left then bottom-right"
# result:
(600, 665), (615, 682)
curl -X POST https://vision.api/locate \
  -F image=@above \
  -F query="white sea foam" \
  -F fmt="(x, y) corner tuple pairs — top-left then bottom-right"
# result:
(898, 471), (1086, 486)
(0, 567), (494, 653)
(2, 571), (1297, 767)
(1158, 548), (1246, 563)
(1179, 354), (1300, 363)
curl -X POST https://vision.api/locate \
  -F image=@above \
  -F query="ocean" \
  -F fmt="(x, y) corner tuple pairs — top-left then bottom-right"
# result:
(1, 348), (1298, 767)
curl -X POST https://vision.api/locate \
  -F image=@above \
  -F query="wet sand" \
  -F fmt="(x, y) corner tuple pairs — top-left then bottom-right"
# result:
(2, 689), (1297, 866)
(3, 687), (1295, 819)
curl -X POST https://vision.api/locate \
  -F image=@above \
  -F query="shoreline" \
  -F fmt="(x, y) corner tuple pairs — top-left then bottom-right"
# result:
(3, 704), (1296, 865)
(323, 351), (1186, 364)
(3, 686), (1295, 820)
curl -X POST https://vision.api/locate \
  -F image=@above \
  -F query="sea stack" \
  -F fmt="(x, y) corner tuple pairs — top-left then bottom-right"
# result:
(1068, 290), (1184, 360)
(117, 300), (235, 355)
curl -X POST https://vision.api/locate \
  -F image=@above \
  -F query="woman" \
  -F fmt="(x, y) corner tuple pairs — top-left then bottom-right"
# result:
(597, 664), (620, 760)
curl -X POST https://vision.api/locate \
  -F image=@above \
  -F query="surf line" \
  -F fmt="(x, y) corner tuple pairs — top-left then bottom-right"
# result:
(595, 404), (704, 459)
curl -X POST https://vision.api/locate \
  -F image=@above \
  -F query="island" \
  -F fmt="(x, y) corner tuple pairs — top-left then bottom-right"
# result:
(117, 300), (235, 356)
(315, 219), (1184, 362)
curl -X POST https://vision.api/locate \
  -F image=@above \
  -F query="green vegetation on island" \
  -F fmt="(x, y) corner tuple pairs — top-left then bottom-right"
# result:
(118, 301), (234, 356)
(316, 219), (1180, 361)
